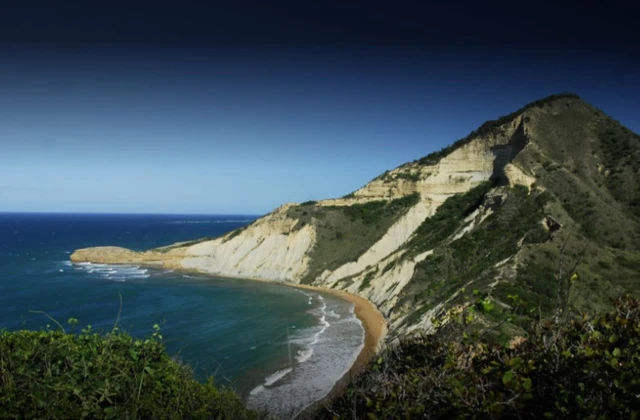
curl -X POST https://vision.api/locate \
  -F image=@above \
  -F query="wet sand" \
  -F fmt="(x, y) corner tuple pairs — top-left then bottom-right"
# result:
(291, 284), (387, 418)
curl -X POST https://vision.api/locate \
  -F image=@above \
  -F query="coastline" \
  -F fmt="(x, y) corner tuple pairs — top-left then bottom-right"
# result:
(183, 271), (389, 416)
(68, 258), (388, 417)
(291, 284), (387, 418)
(170, 269), (389, 417)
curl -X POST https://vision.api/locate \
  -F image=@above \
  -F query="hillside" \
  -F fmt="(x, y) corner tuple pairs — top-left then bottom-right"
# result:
(71, 93), (640, 338)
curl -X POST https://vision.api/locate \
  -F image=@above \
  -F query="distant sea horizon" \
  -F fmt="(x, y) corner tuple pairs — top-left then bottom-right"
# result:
(0, 212), (364, 417)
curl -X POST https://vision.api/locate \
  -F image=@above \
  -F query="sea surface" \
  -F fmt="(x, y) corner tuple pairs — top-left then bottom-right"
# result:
(0, 213), (364, 417)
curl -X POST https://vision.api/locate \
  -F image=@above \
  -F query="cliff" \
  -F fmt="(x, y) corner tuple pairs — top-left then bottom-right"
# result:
(71, 94), (640, 336)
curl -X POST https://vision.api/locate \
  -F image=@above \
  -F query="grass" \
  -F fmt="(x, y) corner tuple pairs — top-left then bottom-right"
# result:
(286, 193), (420, 284)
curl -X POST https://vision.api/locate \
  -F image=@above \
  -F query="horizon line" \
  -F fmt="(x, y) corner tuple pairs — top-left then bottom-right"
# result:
(0, 211), (263, 217)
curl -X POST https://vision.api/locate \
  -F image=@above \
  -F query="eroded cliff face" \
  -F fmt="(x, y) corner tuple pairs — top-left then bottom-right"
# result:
(71, 94), (640, 343)
(179, 204), (316, 282)
(71, 109), (538, 334)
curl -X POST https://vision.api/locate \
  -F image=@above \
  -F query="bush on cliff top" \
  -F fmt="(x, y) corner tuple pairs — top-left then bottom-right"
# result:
(0, 322), (259, 419)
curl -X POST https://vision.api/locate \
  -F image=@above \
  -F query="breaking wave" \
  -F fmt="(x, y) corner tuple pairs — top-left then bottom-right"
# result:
(246, 292), (364, 418)
(71, 262), (150, 282)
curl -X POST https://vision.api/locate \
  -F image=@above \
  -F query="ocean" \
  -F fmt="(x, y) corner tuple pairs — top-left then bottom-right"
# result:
(0, 212), (364, 417)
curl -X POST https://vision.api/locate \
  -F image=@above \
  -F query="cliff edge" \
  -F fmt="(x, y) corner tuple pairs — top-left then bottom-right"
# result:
(72, 94), (640, 336)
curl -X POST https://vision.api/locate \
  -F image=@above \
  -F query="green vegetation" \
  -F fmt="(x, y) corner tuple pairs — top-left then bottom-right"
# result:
(406, 181), (494, 255)
(400, 185), (553, 327)
(381, 259), (396, 275)
(0, 323), (259, 419)
(223, 223), (253, 243)
(379, 171), (422, 183)
(319, 294), (640, 419)
(394, 172), (421, 182)
(597, 118), (640, 219)
(4, 94), (640, 419)
(415, 93), (580, 166)
(287, 193), (420, 284)
(330, 193), (420, 226)
(359, 270), (376, 292)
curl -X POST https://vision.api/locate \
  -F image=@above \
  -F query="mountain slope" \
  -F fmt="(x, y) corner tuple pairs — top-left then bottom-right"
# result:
(71, 93), (640, 335)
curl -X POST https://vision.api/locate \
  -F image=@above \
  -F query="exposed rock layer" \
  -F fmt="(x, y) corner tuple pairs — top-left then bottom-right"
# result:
(71, 94), (640, 335)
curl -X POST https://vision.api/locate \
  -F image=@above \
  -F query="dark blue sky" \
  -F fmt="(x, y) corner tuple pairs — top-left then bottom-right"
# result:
(1, 1), (639, 214)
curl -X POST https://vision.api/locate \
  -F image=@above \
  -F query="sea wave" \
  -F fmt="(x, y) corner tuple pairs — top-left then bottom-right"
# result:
(263, 368), (293, 386)
(297, 289), (314, 305)
(71, 262), (151, 282)
(246, 294), (365, 418)
(295, 348), (314, 363)
(326, 310), (341, 319)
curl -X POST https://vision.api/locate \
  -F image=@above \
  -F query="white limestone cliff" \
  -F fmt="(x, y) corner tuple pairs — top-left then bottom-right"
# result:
(71, 113), (537, 333)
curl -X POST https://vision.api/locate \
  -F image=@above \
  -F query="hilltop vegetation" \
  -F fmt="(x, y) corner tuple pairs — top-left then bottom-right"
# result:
(414, 93), (581, 166)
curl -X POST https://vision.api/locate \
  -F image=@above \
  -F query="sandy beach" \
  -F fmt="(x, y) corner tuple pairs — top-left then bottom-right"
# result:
(158, 268), (390, 416)
(290, 284), (388, 418)
(196, 275), (389, 417)
(68, 254), (388, 417)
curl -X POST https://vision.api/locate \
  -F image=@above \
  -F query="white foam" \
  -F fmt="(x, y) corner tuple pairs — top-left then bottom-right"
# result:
(327, 310), (341, 319)
(249, 385), (265, 396)
(296, 348), (314, 363)
(72, 262), (151, 282)
(246, 296), (365, 418)
(292, 294), (331, 366)
(296, 289), (314, 305)
(263, 368), (292, 387)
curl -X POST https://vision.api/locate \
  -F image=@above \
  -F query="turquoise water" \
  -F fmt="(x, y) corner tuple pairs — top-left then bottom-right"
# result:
(0, 213), (364, 417)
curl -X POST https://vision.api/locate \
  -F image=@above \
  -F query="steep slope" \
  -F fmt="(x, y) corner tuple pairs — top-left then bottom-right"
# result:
(71, 94), (640, 335)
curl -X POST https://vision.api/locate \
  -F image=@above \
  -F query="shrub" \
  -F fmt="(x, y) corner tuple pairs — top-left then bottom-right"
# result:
(395, 172), (421, 182)
(0, 323), (259, 419)
(318, 295), (640, 419)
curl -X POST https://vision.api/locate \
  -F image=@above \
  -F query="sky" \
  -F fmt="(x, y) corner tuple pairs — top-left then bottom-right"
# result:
(1, 1), (639, 215)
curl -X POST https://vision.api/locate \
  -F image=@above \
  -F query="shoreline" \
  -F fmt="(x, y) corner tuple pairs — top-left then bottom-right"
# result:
(177, 270), (389, 416)
(69, 260), (388, 417)
(291, 284), (387, 419)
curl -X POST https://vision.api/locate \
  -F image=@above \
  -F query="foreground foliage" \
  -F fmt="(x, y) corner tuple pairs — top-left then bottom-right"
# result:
(0, 323), (259, 419)
(319, 295), (640, 419)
